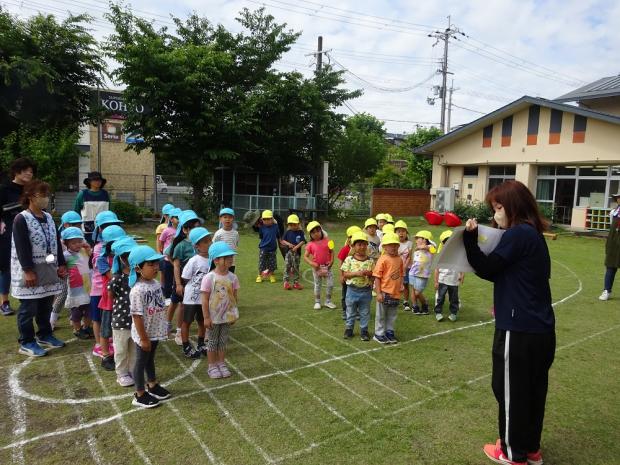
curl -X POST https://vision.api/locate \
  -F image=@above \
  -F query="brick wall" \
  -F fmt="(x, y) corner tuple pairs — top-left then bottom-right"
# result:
(371, 188), (431, 216)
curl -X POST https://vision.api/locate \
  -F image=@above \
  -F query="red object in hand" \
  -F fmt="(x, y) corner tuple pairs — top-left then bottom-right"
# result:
(424, 211), (444, 225)
(444, 211), (462, 227)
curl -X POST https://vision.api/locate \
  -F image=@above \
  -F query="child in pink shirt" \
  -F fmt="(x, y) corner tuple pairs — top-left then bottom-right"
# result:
(304, 221), (335, 310)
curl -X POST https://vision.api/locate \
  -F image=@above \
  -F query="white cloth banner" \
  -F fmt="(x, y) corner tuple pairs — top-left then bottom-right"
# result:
(434, 225), (505, 273)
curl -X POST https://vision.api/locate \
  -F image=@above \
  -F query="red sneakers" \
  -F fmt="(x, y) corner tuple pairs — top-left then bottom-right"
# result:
(483, 440), (526, 465)
(283, 282), (292, 290)
(527, 450), (543, 465)
(293, 282), (303, 290)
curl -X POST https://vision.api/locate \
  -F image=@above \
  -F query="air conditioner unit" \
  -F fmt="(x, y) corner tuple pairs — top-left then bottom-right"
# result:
(435, 187), (455, 213)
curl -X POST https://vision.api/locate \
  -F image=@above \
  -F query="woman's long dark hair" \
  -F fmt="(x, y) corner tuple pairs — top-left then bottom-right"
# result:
(485, 180), (549, 233)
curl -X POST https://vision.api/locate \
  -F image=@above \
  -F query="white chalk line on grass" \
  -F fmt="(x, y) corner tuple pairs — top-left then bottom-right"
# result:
(300, 318), (436, 394)
(273, 321), (410, 401)
(163, 344), (275, 465)
(58, 360), (107, 465)
(2, 260), (583, 452)
(229, 335), (362, 436)
(272, 324), (620, 464)
(8, 347), (201, 405)
(250, 325), (378, 412)
(225, 359), (306, 439)
(165, 402), (222, 465)
(86, 354), (152, 465)
(8, 378), (26, 465)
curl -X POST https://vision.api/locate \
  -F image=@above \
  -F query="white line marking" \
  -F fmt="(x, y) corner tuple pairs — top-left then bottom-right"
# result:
(86, 354), (152, 465)
(550, 259), (583, 307)
(8, 379), (26, 465)
(300, 318), (436, 394)
(162, 344), (275, 464)
(229, 335), (363, 435)
(2, 262), (585, 453)
(273, 321), (409, 400)
(226, 359), (306, 439)
(58, 360), (106, 465)
(250, 325), (378, 411)
(166, 402), (222, 465)
(8, 348), (201, 404)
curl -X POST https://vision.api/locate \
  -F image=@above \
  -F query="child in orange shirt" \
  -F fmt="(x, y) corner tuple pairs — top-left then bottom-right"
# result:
(372, 232), (404, 344)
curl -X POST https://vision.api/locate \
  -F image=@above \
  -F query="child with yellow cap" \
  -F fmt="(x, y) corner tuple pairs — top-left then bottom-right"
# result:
(364, 218), (380, 260)
(337, 225), (362, 319)
(280, 214), (306, 290)
(255, 210), (281, 283)
(394, 220), (413, 311)
(433, 230), (464, 322)
(409, 230), (436, 315)
(304, 221), (336, 310)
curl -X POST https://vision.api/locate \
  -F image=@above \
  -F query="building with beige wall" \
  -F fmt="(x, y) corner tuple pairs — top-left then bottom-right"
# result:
(416, 76), (620, 230)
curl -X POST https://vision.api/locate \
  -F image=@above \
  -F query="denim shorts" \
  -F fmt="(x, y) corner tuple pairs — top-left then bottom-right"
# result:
(411, 277), (429, 292)
(100, 310), (112, 338)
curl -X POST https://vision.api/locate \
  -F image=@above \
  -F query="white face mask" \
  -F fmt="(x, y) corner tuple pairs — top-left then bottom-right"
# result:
(494, 209), (507, 228)
(33, 196), (49, 210)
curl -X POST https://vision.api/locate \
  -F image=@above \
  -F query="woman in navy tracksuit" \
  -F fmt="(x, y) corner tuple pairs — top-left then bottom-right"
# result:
(463, 180), (555, 465)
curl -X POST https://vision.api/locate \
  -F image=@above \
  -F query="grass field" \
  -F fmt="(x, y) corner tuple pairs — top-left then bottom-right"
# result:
(0, 219), (618, 465)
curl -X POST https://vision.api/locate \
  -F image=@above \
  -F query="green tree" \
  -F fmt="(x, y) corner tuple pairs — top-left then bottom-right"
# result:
(328, 113), (386, 203)
(0, 8), (105, 166)
(401, 126), (442, 189)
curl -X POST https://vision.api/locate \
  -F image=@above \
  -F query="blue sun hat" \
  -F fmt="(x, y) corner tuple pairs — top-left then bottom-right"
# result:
(128, 245), (164, 287)
(189, 227), (212, 246)
(61, 226), (84, 241)
(93, 211), (123, 242)
(208, 241), (237, 261)
(59, 211), (83, 231)
(111, 236), (138, 274)
(100, 225), (126, 257)
(219, 207), (234, 216)
(161, 203), (175, 215)
(169, 207), (182, 218)
(175, 210), (203, 238)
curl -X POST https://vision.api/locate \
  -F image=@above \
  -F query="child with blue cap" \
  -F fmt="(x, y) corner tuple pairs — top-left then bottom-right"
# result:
(109, 236), (138, 387)
(95, 224), (126, 370)
(200, 241), (240, 379)
(158, 207), (182, 339)
(51, 211), (91, 331)
(179, 227), (213, 358)
(155, 204), (175, 289)
(89, 211), (123, 359)
(212, 208), (239, 273)
(59, 227), (92, 339)
(128, 245), (171, 408)
(167, 210), (202, 345)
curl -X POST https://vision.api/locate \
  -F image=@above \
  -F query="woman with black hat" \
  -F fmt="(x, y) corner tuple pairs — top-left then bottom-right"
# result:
(599, 190), (620, 301)
(0, 158), (37, 315)
(73, 171), (110, 246)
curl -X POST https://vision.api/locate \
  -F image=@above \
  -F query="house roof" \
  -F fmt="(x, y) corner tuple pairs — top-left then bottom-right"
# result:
(555, 75), (620, 102)
(414, 95), (620, 154)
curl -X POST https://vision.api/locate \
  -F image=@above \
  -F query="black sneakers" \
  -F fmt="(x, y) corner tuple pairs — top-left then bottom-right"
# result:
(385, 331), (398, 344)
(343, 327), (353, 339)
(182, 344), (201, 359)
(360, 330), (370, 341)
(147, 383), (171, 400)
(421, 304), (430, 315)
(132, 391), (160, 409)
(101, 355), (115, 371)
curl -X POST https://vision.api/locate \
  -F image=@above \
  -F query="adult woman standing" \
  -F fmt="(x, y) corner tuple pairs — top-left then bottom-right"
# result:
(74, 171), (110, 246)
(0, 158), (37, 316)
(463, 180), (555, 465)
(11, 180), (67, 356)
(599, 191), (620, 301)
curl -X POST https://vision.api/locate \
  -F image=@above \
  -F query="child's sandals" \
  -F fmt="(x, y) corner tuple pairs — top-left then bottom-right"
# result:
(208, 365), (223, 379)
(218, 363), (232, 378)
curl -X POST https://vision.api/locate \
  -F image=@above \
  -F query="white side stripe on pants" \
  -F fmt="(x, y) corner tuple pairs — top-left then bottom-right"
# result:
(504, 330), (512, 461)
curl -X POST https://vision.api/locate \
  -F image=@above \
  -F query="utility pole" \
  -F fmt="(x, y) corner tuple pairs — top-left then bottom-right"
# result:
(447, 79), (459, 132)
(428, 16), (464, 133)
(316, 36), (323, 72)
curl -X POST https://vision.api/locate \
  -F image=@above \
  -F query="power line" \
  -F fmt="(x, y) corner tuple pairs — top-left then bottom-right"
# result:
(329, 54), (437, 93)
(451, 103), (487, 114)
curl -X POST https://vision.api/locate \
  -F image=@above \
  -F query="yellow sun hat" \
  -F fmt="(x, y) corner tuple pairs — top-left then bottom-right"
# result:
(261, 209), (273, 219)
(414, 230), (434, 241)
(381, 232), (400, 246)
(364, 218), (377, 228)
(375, 213), (387, 221)
(346, 225), (362, 238)
(382, 224), (395, 234)
(350, 231), (368, 245)
(394, 220), (408, 231)
(384, 213), (394, 223)
(437, 230), (453, 253)
(306, 220), (321, 233)
(287, 214), (300, 224)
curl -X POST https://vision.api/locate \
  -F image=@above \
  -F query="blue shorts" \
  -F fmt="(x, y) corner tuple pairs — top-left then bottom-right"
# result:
(411, 277), (429, 292)
(90, 295), (102, 322)
(403, 268), (410, 285)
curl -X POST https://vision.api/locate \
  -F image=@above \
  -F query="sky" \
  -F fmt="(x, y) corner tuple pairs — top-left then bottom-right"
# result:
(2, 0), (620, 134)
